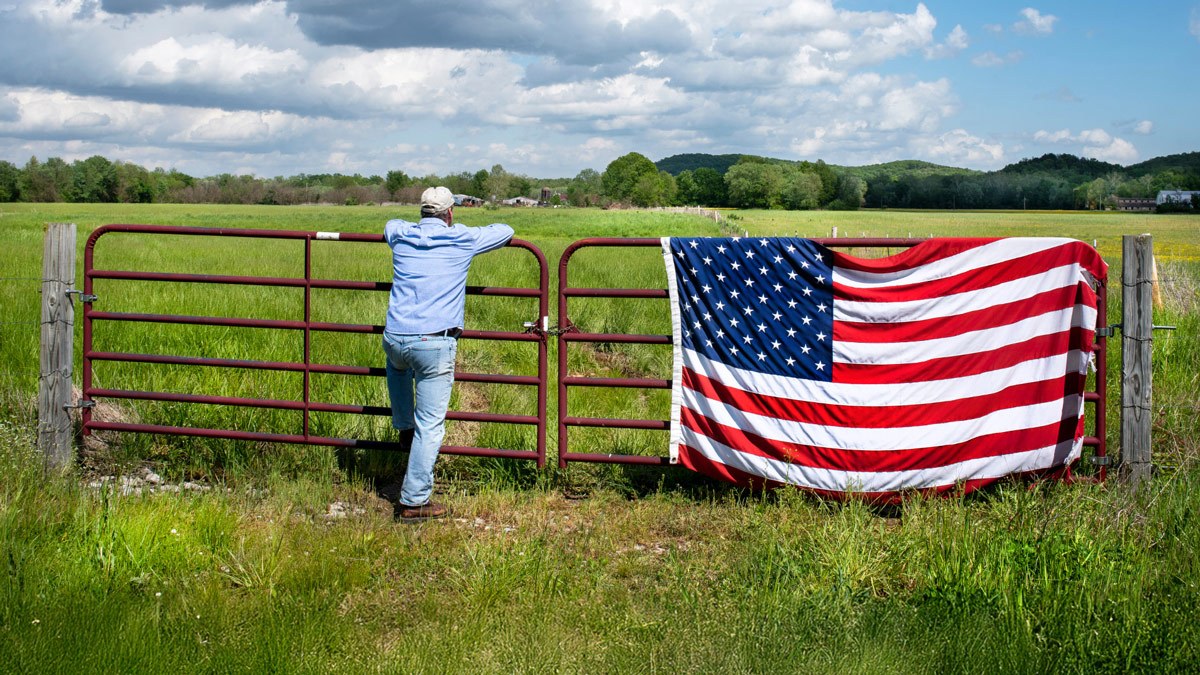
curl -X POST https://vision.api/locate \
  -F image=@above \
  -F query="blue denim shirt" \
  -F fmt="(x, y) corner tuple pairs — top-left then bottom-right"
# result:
(384, 217), (514, 334)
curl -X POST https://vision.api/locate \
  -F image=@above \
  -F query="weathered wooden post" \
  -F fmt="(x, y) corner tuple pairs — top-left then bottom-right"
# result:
(1120, 233), (1153, 487)
(38, 222), (76, 472)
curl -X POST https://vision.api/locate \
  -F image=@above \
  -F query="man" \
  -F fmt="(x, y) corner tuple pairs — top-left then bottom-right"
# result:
(383, 186), (513, 520)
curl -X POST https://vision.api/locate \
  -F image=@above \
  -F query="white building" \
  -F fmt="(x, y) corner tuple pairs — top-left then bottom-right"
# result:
(1156, 189), (1200, 205)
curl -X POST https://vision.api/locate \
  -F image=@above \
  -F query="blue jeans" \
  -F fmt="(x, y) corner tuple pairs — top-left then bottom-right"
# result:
(382, 332), (457, 507)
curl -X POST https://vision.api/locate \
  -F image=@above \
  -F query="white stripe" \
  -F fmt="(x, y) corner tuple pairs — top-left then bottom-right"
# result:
(834, 263), (1089, 324)
(316, 232), (340, 240)
(684, 388), (1083, 451)
(833, 304), (1096, 364)
(663, 237), (685, 464)
(682, 347), (1090, 407)
(681, 426), (1083, 493)
(833, 238), (1080, 288)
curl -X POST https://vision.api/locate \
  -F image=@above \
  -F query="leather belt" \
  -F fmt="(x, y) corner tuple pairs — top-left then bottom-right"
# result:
(426, 328), (462, 338)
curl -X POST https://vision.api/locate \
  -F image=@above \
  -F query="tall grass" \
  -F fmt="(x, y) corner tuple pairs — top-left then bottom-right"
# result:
(1, 203), (1198, 671)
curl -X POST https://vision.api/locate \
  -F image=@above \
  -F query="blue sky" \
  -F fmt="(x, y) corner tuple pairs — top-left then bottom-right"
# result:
(0, 1), (1196, 178)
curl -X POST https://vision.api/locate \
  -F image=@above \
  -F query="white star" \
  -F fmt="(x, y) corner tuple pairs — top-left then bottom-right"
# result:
(743, 335), (753, 344)
(758, 294), (768, 304)
(693, 321), (701, 329)
(759, 238), (769, 247)
(705, 339), (713, 348)
(802, 287), (813, 297)
(757, 323), (767, 332)
(702, 284), (712, 293)
(786, 244), (796, 253)
(716, 244), (727, 254)
(744, 278), (755, 287)
(800, 344), (812, 354)
(816, 303), (827, 313)
(815, 361), (826, 371)
(759, 266), (768, 275)
(816, 274), (826, 284)
(716, 273), (726, 282)
(773, 255), (783, 264)
(731, 236), (741, 242)
(675, 249), (685, 258)
(787, 271), (798, 280)
(715, 329), (725, 339)
(715, 301), (725, 311)
(802, 316), (813, 326)
(800, 260), (810, 269)
(731, 346), (739, 355)
(816, 331), (827, 342)
(689, 240), (698, 249)
(815, 253), (823, 262)
(691, 294), (700, 303)
(702, 312), (712, 321)
(771, 340), (781, 350)
(787, 300), (798, 309)
(786, 357), (796, 366)
(730, 318), (740, 328)
(730, 290), (740, 299)
(690, 267), (698, 275)
(786, 328), (797, 337)
(703, 256), (712, 265)
(772, 311), (782, 321)
(731, 261), (741, 271)
(743, 306), (754, 316)
(746, 250), (756, 259)
(757, 352), (767, 361)
(773, 283), (783, 292)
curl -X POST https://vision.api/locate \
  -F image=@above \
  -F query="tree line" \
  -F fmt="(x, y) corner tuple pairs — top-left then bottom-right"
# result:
(2, 150), (1197, 211)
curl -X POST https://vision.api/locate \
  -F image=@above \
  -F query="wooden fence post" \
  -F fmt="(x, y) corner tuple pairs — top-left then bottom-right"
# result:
(1120, 233), (1153, 487)
(38, 222), (76, 472)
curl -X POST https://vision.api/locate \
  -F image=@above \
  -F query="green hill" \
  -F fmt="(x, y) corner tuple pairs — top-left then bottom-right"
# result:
(655, 153), (745, 176)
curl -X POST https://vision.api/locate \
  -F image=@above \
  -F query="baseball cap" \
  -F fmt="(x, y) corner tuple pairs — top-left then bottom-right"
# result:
(420, 186), (455, 214)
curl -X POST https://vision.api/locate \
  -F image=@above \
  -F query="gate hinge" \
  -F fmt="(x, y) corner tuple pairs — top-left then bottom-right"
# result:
(1096, 324), (1119, 338)
(64, 399), (95, 411)
(66, 289), (98, 303)
(1090, 455), (1111, 466)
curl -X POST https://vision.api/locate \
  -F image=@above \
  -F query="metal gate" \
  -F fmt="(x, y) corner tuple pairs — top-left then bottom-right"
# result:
(556, 237), (1110, 479)
(82, 224), (550, 466)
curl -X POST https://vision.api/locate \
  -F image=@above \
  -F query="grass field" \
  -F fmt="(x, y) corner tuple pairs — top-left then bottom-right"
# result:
(1, 203), (1198, 672)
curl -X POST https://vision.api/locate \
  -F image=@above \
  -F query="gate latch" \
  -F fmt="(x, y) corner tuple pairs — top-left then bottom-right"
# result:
(65, 289), (98, 303)
(64, 399), (95, 411)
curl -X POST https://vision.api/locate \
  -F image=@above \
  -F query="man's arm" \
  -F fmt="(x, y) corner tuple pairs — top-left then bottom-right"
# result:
(471, 223), (515, 254)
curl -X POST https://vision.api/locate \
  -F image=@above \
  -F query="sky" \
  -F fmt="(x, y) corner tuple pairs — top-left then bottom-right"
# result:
(1, 0), (1198, 179)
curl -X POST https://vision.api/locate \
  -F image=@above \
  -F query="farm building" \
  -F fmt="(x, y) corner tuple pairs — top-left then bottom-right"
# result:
(1116, 197), (1156, 212)
(502, 196), (539, 207)
(1156, 189), (1200, 205)
(453, 194), (483, 206)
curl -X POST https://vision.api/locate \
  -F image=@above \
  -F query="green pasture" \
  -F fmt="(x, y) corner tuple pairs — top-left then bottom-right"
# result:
(1, 203), (1198, 672)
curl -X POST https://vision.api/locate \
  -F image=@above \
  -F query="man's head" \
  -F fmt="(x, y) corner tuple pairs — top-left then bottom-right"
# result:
(420, 186), (455, 223)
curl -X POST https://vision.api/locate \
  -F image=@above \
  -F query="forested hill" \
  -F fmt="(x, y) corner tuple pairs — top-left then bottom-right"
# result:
(1126, 152), (1200, 177)
(996, 154), (1122, 181)
(655, 153), (746, 176)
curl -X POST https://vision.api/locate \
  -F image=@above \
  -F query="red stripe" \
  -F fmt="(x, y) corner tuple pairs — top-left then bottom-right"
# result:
(676, 442), (1075, 505)
(834, 285), (1089, 343)
(681, 405), (1085, 474)
(828, 238), (997, 274)
(683, 366), (1085, 428)
(832, 328), (1092, 384)
(832, 242), (1105, 303)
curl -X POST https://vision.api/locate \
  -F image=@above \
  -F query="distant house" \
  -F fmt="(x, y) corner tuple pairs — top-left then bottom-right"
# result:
(1116, 197), (1156, 212)
(453, 194), (483, 207)
(502, 196), (539, 207)
(1156, 189), (1200, 205)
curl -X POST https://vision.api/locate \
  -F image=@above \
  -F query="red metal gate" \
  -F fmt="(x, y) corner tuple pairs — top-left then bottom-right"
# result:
(556, 237), (1110, 479)
(82, 224), (550, 466)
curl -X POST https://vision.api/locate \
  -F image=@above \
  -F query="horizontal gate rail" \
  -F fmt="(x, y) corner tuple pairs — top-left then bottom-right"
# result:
(83, 224), (549, 466)
(558, 236), (1108, 476)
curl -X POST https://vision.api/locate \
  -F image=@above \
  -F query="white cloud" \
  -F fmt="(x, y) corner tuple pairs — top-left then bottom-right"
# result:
(1084, 137), (1138, 164)
(1015, 8), (1058, 35)
(926, 25), (968, 59)
(1134, 120), (1154, 135)
(1035, 129), (1074, 143)
(971, 51), (1023, 68)
(918, 129), (1005, 166)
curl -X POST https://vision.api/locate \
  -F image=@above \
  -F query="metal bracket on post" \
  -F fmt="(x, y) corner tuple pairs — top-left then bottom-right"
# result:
(65, 289), (98, 303)
(1090, 455), (1111, 466)
(1096, 324), (1120, 338)
(64, 399), (95, 411)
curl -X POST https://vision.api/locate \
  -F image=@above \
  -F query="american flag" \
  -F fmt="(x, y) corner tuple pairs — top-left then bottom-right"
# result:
(662, 236), (1107, 501)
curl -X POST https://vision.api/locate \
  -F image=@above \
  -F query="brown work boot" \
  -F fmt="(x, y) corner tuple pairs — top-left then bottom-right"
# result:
(398, 502), (447, 522)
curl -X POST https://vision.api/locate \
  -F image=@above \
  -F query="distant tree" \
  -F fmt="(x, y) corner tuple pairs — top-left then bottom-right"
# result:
(628, 170), (676, 207)
(70, 155), (119, 202)
(830, 175), (866, 210)
(484, 164), (512, 200)
(567, 168), (602, 206)
(384, 170), (410, 200)
(601, 152), (660, 204)
(470, 169), (488, 197)
(780, 169), (822, 210)
(0, 160), (18, 201)
(725, 161), (784, 208)
(674, 170), (697, 205)
(19, 156), (71, 202)
(691, 167), (728, 207)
